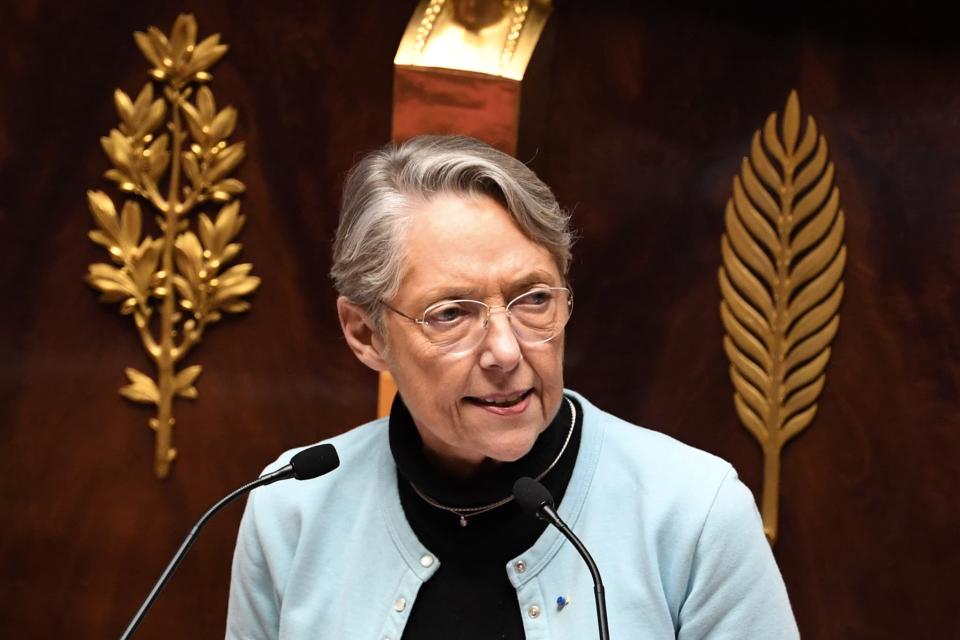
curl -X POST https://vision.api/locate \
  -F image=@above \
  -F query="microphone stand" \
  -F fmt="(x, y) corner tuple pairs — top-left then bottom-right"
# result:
(540, 502), (610, 640)
(119, 466), (293, 640)
(513, 476), (610, 640)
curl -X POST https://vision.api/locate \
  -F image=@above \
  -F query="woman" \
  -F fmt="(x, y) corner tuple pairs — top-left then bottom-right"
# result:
(227, 135), (798, 639)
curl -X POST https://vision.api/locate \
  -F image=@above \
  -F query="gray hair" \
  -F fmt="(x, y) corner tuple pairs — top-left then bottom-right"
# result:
(330, 135), (573, 329)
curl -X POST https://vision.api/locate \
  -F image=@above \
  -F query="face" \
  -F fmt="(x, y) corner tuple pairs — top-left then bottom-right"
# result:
(377, 193), (566, 474)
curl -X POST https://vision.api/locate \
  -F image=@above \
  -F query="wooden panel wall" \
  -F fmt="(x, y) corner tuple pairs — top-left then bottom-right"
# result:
(1, 1), (956, 637)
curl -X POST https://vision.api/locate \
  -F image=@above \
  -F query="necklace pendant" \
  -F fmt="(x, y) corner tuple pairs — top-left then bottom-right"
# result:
(459, 515), (468, 527)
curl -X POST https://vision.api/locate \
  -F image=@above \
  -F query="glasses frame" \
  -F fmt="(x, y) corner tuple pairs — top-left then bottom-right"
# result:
(382, 286), (573, 354)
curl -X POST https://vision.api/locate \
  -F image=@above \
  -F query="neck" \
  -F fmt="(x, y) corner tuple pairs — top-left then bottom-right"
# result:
(421, 445), (504, 479)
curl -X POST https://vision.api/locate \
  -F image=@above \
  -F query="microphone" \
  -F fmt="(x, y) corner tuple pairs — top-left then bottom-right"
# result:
(513, 476), (610, 640)
(120, 443), (340, 640)
(261, 442), (341, 484)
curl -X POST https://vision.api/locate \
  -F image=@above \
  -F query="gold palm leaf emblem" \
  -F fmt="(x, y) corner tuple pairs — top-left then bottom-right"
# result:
(719, 90), (846, 544)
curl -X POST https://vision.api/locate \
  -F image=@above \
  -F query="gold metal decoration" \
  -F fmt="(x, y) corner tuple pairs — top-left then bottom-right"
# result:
(719, 90), (846, 544)
(394, 0), (552, 80)
(85, 14), (259, 479)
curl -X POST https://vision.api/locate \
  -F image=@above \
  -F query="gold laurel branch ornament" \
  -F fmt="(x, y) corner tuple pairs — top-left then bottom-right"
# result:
(85, 14), (259, 479)
(719, 90), (846, 544)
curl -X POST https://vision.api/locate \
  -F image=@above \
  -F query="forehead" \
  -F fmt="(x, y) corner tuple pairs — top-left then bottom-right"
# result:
(397, 194), (560, 303)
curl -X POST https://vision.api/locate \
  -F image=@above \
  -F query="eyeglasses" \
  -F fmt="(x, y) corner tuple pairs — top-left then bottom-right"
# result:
(382, 287), (573, 355)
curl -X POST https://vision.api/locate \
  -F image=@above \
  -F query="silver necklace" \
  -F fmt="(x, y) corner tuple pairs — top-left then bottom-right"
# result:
(409, 396), (577, 527)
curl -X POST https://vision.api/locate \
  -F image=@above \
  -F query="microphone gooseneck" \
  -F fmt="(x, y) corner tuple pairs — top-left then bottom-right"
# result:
(512, 476), (610, 640)
(119, 443), (340, 640)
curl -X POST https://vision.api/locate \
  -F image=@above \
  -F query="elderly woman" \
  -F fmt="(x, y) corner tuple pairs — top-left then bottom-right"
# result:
(227, 135), (798, 639)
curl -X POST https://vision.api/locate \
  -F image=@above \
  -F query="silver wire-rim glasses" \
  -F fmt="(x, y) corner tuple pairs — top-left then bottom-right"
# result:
(382, 286), (573, 355)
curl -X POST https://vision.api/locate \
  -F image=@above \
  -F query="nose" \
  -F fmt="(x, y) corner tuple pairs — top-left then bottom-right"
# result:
(478, 307), (522, 371)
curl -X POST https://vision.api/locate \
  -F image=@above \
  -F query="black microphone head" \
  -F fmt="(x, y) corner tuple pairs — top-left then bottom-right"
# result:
(513, 476), (555, 518)
(290, 443), (339, 480)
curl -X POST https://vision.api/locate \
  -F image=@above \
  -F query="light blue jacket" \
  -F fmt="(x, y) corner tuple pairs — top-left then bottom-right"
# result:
(227, 391), (799, 639)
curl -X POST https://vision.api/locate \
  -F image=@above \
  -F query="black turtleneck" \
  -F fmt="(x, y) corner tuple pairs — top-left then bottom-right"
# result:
(389, 393), (583, 640)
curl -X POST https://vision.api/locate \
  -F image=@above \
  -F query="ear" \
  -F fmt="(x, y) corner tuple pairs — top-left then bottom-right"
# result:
(337, 296), (389, 372)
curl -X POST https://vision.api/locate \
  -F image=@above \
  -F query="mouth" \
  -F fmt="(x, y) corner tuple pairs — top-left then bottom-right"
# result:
(465, 388), (534, 409)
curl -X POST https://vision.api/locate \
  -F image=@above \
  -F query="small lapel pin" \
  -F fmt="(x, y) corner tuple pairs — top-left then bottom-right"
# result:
(556, 595), (570, 611)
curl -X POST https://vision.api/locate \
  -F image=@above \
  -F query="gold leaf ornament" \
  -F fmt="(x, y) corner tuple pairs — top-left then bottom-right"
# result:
(119, 368), (160, 405)
(719, 91), (846, 544)
(86, 15), (255, 478)
(179, 87), (246, 207)
(134, 15), (228, 85)
(174, 364), (203, 399)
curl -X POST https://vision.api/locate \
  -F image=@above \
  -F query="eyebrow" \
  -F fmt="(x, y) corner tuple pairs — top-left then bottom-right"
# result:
(510, 269), (560, 291)
(417, 270), (561, 306)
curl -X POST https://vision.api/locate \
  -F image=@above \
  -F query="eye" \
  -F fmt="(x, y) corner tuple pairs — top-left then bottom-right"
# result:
(514, 288), (554, 307)
(423, 301), (476, 326)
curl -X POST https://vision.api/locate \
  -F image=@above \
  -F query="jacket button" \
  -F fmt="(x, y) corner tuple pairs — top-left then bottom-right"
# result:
(394, 597), (406, 612)
(528, 605), (541, 619)
(420, 554), (434, 567)
(514, 560), (526, 573)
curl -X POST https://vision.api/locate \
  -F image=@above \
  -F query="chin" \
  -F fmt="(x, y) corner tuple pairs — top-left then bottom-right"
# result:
(486, 432), (540, 463)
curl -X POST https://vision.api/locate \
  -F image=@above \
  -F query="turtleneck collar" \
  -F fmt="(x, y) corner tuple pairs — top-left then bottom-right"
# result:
(389, 392), (576, 509)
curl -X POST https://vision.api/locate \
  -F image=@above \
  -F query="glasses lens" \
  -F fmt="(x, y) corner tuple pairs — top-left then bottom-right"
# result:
(508, 288), (571, 344)
(421, 300), (487, 353)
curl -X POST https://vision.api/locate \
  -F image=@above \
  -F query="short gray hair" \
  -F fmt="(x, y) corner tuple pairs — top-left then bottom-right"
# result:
(330, 135), (573, 328)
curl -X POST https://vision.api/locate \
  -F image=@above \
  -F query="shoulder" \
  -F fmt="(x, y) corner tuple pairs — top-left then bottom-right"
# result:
(567, 390), (755, 556)
(261, 416), (389, 477)
(570, 390), (735, 502)
(245, 417), (390, 535)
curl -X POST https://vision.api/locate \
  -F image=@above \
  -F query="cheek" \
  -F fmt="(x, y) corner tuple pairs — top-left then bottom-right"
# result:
(391, 344), (474, 407)
(532, 343), (565, 384)
(384, 324), (436, 371)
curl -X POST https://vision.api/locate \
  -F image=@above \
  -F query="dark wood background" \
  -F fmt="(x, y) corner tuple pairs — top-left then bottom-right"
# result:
(1, 1), (957, 637)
